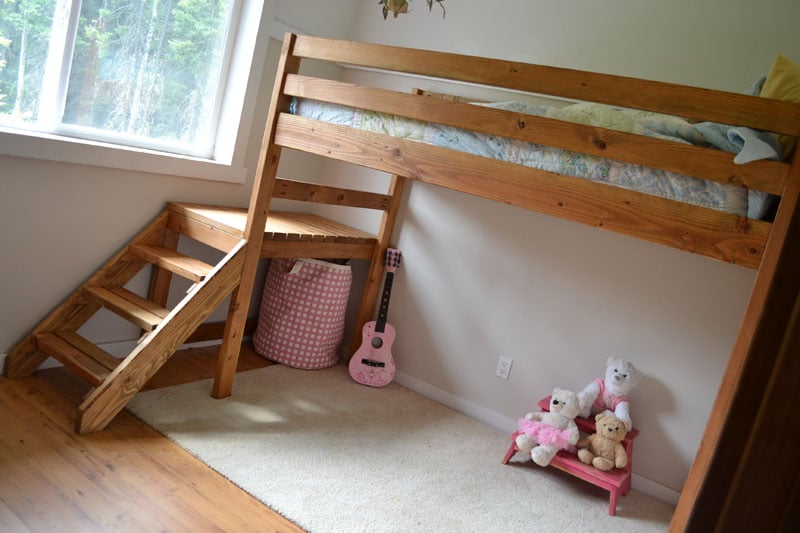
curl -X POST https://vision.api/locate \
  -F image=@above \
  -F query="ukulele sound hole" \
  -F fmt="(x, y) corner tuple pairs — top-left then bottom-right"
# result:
(371, 337), (383, 349)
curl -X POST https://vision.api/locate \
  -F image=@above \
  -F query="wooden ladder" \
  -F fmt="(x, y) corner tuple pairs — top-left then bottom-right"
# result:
(4, 204), (247, 434)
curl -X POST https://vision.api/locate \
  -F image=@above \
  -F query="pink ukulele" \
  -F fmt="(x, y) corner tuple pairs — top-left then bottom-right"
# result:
(349, 248), (401, 387)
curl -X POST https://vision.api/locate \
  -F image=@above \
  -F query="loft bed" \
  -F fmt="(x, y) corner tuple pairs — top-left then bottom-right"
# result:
(5, 33), (799, 530)
(189, 35), (800, 530)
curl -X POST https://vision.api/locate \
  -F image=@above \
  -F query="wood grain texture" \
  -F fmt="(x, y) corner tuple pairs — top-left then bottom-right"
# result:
(34, 332), (114, 386)
(146, 226), (179, 316)
(285, 74), (788, 195)
(274, 177), (391, 210)
(212, 35), (301, 400)
(82, 286), (169, 331)
(276, 33), (800, 529)
(130, 244), (213, 283)
(291, 34), (800, 135)
(671, 149), (800, 532)
(0, 344), (301, 532)
(166, 208), (244, 253)
(349, 174), (406, 357)
(168, 202), (377, 248)
(276, 114), (769, 269)
(77, 242), (247, 433)
(4, 210), (170, 378)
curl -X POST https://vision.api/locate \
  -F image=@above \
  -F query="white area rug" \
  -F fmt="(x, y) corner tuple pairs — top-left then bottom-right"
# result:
(127, 364), (673, 532)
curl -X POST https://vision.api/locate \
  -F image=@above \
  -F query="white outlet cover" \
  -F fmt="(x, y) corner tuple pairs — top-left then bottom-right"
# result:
(496, 356), (513, 379)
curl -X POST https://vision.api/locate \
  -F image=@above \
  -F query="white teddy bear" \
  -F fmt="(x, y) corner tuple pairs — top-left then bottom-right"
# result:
(515, 388), (581, 467)
(577, 357), (641, 431)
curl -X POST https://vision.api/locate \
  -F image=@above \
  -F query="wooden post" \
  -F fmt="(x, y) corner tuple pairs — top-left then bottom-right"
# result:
(212, 34), (300, 398)
(349, 174), (406, 357)
(672, 150), (800, 531)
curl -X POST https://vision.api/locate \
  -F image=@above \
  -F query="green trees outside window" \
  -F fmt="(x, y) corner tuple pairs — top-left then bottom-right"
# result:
(0, 0), (236, 157)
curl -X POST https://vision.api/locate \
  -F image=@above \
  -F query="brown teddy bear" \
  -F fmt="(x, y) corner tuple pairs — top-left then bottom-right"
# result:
(576, 412), (628, 471)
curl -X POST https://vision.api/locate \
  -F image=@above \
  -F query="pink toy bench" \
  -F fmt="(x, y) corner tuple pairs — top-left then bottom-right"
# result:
(501, 396), (640, 516)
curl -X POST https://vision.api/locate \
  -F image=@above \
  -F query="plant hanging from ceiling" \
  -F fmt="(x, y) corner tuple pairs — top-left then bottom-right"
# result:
(379, 0), (446, 20)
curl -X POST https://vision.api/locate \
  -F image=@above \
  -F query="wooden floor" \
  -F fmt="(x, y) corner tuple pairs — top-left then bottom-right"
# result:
(0, 343), (304, 532)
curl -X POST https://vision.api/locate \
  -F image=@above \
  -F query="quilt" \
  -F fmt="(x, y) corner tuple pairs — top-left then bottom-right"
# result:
(291, 97), (780, 219)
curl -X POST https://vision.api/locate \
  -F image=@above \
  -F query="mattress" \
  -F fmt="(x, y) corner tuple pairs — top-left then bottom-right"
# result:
(291, 98), (779, 219)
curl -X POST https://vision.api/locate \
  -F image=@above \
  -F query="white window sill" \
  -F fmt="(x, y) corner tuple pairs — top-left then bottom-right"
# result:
(0, 127), (248, 184)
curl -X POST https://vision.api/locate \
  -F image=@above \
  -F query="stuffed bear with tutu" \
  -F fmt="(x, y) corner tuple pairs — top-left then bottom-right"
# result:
(515, 388), (581, 467)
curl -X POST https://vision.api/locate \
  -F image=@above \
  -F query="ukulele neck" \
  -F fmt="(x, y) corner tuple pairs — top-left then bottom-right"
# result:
(375, 271), (394, 333)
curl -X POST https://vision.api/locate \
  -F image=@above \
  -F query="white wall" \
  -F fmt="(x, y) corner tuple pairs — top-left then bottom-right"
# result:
(305, 0), (799, 502)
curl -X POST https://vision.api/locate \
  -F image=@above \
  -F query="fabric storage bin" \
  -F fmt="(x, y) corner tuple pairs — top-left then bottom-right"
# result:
(253, 258), (352, 369)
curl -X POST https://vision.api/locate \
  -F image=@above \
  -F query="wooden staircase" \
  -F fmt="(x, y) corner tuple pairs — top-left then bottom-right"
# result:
(4, 204), (246, 433)
(4, 35), (409, 434)
(3, 200), (388, 434)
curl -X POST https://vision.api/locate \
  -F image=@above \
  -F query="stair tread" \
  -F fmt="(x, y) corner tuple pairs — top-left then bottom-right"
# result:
(168, 202), (377, 243)
(130, 244), (214, 282)
(83, 286), (169, 331)
(36, 331), (118, 386)
(56, 330), (120, 371)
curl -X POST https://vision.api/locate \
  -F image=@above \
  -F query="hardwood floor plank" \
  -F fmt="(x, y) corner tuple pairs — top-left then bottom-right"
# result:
(0, 498), (28, 531)
(0, 343), (303, 532)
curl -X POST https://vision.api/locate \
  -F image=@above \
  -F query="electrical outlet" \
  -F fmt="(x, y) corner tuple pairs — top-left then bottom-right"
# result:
(496, 356), (513, 380)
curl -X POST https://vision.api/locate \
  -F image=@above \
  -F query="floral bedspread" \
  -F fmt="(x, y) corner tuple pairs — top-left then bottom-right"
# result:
(291, 98), (767, 218)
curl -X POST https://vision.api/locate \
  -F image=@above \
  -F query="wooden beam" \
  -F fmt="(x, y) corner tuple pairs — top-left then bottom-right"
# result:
(276, 114), (769, 269)
(3, 210), (170, 378)
(82, 286), (169, 332)
(285, 74), (788, 195)
(186, 319), (257, 344)
(673, 150), (800, 531)
(260, 241), (374, 259)
(77, 242), (246, 434)
(212, 33), (300, 399)
(291, 34), (800, 136)
(349, 174), (406, 358)
(131, 244), (214, 283)
(273, 178), (392, 210)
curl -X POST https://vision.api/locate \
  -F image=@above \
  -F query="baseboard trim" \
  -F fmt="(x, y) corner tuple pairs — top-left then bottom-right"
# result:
(393, 370), (680, 506)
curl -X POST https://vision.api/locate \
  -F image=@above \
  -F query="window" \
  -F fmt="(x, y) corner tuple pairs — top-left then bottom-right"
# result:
(0, 0), (265, 179)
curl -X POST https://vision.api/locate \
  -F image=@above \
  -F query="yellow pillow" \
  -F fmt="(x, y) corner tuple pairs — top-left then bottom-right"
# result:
(760, 54), (800, 159)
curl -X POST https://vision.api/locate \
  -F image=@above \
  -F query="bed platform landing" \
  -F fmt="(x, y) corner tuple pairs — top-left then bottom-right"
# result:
(4, 33), (799, 531)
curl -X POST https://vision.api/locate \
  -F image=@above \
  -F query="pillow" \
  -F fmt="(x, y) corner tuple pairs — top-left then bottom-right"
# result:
(759, 54), (800, 159)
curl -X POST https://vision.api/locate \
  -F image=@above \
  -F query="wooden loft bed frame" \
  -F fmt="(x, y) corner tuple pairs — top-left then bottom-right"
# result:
(5, 33), (799, 530)
(263, 37), (800, 531)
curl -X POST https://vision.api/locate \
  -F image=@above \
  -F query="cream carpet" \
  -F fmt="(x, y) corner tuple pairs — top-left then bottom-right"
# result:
(127, 364), (674, 532)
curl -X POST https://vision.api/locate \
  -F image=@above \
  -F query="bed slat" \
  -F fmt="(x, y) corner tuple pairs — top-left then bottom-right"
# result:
(276, 113), (768, 268)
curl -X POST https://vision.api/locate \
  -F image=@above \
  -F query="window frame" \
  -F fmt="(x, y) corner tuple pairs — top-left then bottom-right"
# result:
(0, 0), (270, 184)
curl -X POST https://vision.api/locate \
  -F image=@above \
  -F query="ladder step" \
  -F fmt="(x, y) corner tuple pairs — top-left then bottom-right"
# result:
(129, 244), (214, 283)
(36, 331), (119, 386)
(82, 286), (170, 331)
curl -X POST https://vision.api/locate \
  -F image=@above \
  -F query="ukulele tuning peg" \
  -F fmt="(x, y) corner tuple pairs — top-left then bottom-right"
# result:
(384, 248), (402, 268)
